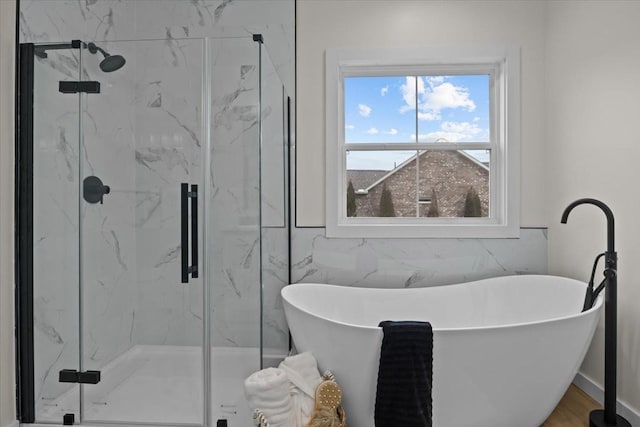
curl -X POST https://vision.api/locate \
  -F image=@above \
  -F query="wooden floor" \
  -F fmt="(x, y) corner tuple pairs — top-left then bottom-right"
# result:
(542, 384), (601, 426)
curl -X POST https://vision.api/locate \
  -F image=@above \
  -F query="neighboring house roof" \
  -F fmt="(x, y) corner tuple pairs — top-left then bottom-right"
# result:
(346, 170), (387, 192)
(360, 150), (488, 193)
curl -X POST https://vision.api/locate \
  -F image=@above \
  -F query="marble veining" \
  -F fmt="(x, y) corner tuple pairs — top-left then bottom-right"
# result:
(135, 147), (189, 174)
(23, 2), (293, 420)
(135, 191), (162, 228)
(19, 0), (295, 95)
(163, 109), (201, 147)
(291, 227), (548, 288)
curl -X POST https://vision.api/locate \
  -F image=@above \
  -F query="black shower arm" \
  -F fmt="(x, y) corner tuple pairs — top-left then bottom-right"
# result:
(85, 42), (109, 57)
(33, 40), (108, 56)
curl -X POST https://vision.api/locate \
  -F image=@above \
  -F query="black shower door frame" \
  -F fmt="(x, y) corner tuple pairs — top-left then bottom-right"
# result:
(15, 41), (36, 424)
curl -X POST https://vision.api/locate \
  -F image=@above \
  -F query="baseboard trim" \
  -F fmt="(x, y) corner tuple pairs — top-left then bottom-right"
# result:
(573, 371), (640, 426)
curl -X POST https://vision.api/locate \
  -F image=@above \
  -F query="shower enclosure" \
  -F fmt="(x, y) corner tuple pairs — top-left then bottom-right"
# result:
(16, 35), (290, 426)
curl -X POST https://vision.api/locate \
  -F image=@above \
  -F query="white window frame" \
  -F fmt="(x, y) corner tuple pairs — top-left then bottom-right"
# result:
(325, 46), (520, 238)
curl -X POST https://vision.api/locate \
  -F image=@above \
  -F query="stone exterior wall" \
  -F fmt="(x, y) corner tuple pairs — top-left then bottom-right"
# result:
(352, 151), (489, 217)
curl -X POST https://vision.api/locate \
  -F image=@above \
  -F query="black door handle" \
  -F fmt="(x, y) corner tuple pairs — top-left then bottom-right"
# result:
(190, 184), (198, 279)
(181, 183), (198, 283)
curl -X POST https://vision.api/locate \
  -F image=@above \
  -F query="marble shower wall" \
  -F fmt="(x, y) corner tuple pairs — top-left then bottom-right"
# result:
(19, 0), (295, 96)
(31, 37), (208, 416)
(32, 49), (85, 412)
(22, 0), (294, 409)
(205, 38), (289, 352)
(208, 37), (261, 349)
(127, 38), (205, 348)
(260, 49), (290, 352)
(292, 228), (548, 288)
(79, 43), (138, 371)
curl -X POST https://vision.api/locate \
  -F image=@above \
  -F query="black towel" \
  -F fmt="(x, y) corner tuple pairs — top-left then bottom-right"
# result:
(374, 320), (433, 427)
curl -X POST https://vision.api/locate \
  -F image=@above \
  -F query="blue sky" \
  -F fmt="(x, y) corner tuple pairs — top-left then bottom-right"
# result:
(345, 74), (491, 169)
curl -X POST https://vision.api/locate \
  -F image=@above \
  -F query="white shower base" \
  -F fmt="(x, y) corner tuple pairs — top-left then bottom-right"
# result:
(34, 345), (279, 426)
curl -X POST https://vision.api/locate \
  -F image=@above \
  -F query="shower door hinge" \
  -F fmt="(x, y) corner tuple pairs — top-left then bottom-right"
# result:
(63, 413), (75, 425)
(59, 369), (101, 384)
(59, 81), (101, 94)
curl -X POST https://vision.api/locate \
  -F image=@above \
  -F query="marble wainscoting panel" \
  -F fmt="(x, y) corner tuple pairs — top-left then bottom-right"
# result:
(291, 228), (548, 288)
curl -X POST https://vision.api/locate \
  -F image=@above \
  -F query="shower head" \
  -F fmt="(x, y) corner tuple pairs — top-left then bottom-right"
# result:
(86, 42), (126, 73)
(99, 54), (126, 73)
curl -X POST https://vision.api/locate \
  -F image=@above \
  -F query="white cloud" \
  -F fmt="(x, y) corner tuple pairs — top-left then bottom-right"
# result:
(440, 121), (482, 135)
(413, 132), (466, 142)
(384, 128), (398, 135)
(413, 121), (485, 142)
(358, 104), (372, 117)
(473, 117), (480, 122)
(399, 76), (476, 120)
(381, 86), (389, 96)
(345, 124), (355, 130)
(423, 82), (476, 112)
(399, 76), (425, 113)
(366, 127), (379, 135)
(418, 111), (441, 121)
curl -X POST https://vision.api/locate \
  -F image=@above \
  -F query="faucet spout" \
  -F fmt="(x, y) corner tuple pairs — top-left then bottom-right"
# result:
(561, 198), (615, 253)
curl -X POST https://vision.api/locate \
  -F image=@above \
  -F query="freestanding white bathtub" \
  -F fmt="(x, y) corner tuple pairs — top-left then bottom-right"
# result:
(282, 275), (603, 427)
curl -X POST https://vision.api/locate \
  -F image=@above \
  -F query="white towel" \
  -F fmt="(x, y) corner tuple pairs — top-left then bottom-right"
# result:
(278, 352), (323, 427)
(244, 367), (294, 427)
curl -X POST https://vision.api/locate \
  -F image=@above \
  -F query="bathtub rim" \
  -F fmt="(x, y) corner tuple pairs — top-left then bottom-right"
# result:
(282, 274), (604, 333)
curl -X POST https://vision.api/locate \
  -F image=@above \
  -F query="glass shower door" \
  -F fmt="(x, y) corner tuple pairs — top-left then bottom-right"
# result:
(77, 38), (205, 425)
(31, 42), (82, 424)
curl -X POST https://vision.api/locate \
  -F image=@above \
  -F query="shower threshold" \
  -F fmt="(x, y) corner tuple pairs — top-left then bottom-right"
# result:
(31, 345), (279, 427)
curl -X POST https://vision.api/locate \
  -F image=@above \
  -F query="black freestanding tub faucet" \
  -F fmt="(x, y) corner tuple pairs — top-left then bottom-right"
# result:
(561, 198), (631, 427)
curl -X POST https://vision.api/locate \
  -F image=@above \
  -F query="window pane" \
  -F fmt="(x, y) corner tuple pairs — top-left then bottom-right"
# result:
(417, 75), (491, 143)
(344, 76), (416, 143)
(417, 150), (490, 217)
(346, 150), (417, 217)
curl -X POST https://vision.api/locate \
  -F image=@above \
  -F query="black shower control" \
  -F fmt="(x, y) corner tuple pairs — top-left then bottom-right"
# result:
(83, 176), (110, 204)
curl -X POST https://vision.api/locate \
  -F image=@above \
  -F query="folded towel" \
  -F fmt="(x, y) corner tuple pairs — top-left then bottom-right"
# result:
(278, 352), (323, 426)
(374, 320), (433, 427)
(244, 367), (294, 427)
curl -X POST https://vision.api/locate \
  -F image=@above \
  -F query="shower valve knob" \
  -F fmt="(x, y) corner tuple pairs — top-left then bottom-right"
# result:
(83, 175), (110, 204)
